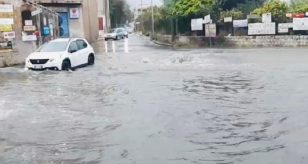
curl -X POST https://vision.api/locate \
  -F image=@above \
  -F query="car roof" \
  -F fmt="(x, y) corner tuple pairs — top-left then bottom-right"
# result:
(50, 38), (86, 43)
(51, 38), (70, 42)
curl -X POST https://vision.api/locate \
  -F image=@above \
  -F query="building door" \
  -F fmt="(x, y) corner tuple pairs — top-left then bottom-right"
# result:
(58, 12), (69, 38)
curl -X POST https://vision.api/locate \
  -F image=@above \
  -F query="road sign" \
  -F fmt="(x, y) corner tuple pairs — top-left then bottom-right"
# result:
(191, 18), (203, 31)
(23, 25), (36, 31)
(3, 31), (15, 39)
(204, 15), (211, 24)
(31, 8), (42, 16)
(22, 35), (37, 41)
(233, 19), (248, 27)
(224, 17), (232, 23)
(278, 23), (293, 33)
(205, 24), (216, 37)
(25, 20), (33, 26)
(262, 13), (272, 23)
(248, 23), (276, 35)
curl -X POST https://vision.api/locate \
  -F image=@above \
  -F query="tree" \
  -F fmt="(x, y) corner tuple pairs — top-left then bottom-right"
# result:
(138, 0), (267, 35)
(290, 0), (308, 13)
(220, 9), (244, 21)
(171, 0), (217, 17)
(252, 0), (289, 23)
(110, 0), (133, 28)
(236, 0), (266, 14)
(218, 0), (246, 10)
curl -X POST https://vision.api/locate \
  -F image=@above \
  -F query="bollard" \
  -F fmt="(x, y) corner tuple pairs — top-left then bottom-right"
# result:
(124, 38), (129, 53)
(104, 41), (108, 53)
(32, 41), (37, 51)
(112, 41), (115, 53)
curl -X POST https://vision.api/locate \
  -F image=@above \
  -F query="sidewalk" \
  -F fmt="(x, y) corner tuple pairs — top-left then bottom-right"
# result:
(137, 33), (173, 47)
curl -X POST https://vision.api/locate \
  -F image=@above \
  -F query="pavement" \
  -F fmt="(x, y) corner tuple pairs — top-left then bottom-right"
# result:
(1, 34), (308, 164)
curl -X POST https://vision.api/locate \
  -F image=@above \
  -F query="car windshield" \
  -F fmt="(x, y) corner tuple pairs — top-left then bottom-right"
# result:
(38, 41), (68, 52)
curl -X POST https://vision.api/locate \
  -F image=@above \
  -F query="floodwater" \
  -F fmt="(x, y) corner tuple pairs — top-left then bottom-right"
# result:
(1, 35), (308, 164)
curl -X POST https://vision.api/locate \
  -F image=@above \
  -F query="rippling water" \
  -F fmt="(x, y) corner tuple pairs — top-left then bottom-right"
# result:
(1, 36), (308, 164)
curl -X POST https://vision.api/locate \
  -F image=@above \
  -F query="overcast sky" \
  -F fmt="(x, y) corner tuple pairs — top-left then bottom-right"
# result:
(126, 0), (163, 9)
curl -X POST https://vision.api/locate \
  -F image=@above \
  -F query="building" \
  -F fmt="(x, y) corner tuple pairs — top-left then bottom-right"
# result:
(0, 0), (110, 67)
(97, 0), (110, 37)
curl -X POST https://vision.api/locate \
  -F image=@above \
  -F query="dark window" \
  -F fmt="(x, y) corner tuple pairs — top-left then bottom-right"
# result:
(38, 41), (68, 52)
(21, 10), (32, 26)
(76, 40), (88, 50)
(68, 41), (78, 53)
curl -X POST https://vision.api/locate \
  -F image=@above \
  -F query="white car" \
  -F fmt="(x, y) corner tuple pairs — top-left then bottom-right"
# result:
(25, 38), (95, 71)
(104, 28), (128, 41)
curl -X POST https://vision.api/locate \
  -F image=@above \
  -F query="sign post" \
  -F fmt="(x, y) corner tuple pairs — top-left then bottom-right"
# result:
(31, 8), (42, 16)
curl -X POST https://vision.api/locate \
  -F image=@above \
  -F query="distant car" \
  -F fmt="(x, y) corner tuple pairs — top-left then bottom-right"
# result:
(127, 27), (134, 34)
(104, 28), (128, 41)
(25, 38), (95, 71)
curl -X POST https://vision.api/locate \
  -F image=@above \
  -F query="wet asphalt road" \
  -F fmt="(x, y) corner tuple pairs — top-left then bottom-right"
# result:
(1, 35), (308, 164)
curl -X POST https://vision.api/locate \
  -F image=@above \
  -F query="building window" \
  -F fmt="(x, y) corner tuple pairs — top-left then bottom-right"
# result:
(22, 10), (32, 26)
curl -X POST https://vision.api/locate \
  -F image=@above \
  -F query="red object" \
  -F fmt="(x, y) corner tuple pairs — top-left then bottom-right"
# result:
(33, 31), (40, 39)
(98, 17), (104, 30)
(292, 13), (305, 18)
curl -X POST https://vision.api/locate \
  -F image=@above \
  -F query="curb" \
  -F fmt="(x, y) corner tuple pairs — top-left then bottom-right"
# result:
(151, 39), (173, 47)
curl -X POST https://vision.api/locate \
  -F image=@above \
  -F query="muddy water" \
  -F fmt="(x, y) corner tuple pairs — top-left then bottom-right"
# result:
(1, 35), (308, 164)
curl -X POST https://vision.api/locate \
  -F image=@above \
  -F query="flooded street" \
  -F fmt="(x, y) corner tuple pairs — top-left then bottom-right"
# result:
(1, 35), (308, 164)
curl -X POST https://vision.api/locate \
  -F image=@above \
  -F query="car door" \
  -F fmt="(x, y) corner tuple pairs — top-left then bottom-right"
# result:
(76, 39), (90, 64)
(68, 41), (82, 67)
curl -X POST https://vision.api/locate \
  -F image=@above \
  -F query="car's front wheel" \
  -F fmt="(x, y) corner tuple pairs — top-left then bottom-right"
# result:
(88, 54), (95, 65)
(61, 59), (71, 71)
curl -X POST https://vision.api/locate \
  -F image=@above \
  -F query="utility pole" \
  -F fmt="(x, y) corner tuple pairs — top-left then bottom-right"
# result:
(151, 0), (155, 36)
(105, 0), (111, 32)
(141, 0), (144, 32)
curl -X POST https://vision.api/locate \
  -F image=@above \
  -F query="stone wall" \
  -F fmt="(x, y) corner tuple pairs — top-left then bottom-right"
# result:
(152, 35), (308, 48)
(225, 35), (308, 47)
(0, 50), (24, 67)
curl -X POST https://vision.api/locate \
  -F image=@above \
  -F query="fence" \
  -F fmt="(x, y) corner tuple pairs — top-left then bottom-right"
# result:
(140, 16), (308, 37)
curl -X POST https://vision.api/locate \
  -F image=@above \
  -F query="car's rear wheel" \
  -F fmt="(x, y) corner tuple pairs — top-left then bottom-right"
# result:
(88, 54), (95, 65)
(62, 59), (71, 71)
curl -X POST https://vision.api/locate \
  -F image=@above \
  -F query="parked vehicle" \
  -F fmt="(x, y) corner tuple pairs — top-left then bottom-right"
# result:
(25, 38), (95, 71)
(104, 28), (128, 41)
(127, 27), (134, 34)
